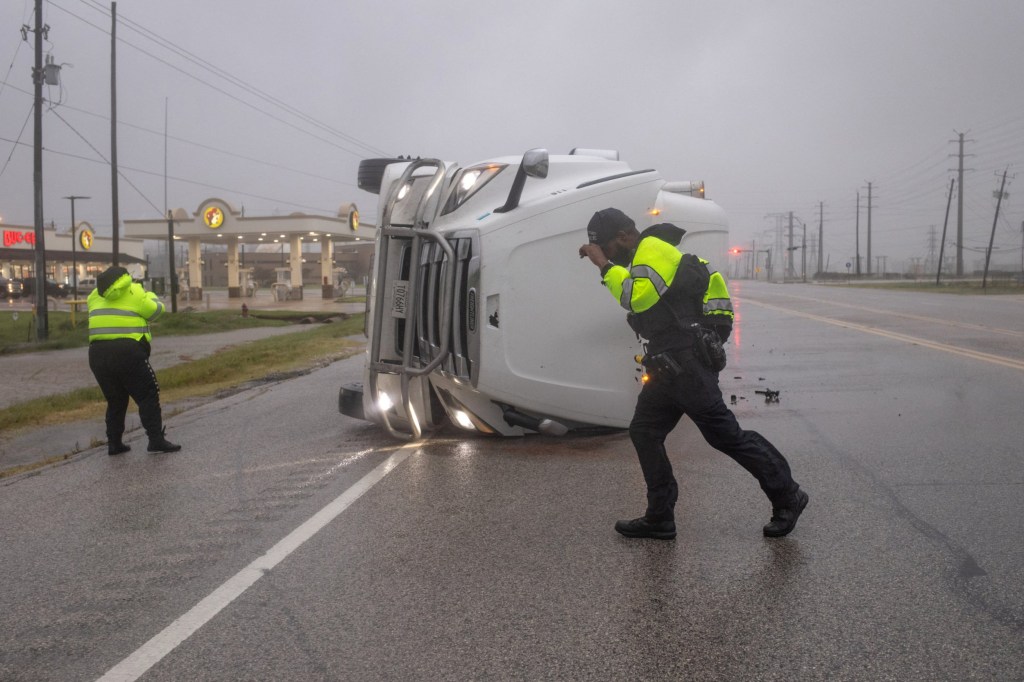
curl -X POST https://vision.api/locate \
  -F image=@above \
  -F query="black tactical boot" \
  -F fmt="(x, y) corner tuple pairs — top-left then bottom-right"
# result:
(108, 441), (130, 456)
(614, 516), (676, 540)
(147, 428), (181, 453)
(763, 489), (809, 537)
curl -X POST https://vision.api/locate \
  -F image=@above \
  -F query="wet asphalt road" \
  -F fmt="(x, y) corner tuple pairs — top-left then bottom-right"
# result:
(1, 281), (1022, 681)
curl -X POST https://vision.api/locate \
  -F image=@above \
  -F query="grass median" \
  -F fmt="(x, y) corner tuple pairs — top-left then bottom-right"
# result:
(0, 308), (343, 352)
(0, 313), (366, 437)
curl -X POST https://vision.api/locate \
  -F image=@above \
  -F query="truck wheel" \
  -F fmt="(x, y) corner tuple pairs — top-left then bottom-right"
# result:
(358, 157), (406, 195)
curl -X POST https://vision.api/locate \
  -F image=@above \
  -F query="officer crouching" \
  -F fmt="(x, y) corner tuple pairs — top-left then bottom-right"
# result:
(87, 266), (181, 455)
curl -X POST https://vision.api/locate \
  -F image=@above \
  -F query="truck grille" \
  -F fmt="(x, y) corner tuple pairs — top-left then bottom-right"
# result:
(394, 235), (478, 382)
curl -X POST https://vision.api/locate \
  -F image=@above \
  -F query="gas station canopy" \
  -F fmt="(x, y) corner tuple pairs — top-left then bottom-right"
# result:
(124, 198), (370, 299)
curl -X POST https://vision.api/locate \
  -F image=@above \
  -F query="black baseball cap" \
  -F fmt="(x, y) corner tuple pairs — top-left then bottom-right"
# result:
(587, 208), (634, 245)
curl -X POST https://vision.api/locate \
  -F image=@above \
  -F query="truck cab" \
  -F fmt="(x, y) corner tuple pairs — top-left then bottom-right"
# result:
(340, 149), (728, 439)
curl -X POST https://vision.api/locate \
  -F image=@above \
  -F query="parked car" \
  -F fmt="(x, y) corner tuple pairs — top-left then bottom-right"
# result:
(19, 277), (70, 298)
(73, 277), (97, 297)
(1, 277), (24, 299)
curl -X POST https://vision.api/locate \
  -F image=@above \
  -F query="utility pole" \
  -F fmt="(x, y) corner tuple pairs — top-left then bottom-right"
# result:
(763, 213), (787, 283)
(63, 195), (90, 296)
(28, 0), (50, 340)
(817, 201), (824, 276)
(936, 178), (955, 285)
(787, 211), (795, 279)
(956, 132), (964, 276)
(855, 191), (861, 277)
(951, 131), (973, 277)
(110, 1), (120, 267)
(926, 225), (937, 274)
(983, 169), (1012, 289)
(167, 211), (178, 313)
(866, 182), (873, 276)
(801, 220), (807, 282)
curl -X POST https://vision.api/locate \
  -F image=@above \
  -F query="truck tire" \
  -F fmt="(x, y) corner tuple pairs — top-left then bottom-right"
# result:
(357, 157), (406, 195)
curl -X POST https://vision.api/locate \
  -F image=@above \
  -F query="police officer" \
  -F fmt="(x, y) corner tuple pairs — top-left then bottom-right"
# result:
(88, 266), (181, 455)
(578, 208), (807, 539)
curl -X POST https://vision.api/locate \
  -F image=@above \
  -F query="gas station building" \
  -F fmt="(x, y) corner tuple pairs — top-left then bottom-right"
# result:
(124, 198), (370, 300)
(1, 222), (146, 283)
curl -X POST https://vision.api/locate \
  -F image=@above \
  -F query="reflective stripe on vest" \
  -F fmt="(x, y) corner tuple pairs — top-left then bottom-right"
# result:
(89, 325), (152, 337)
(630, 265), (669, 295)
(90, 307), (146, 319)
(88, 307), (150, 339)
(621, 264), (670, 310)
(705, 298), (734, 313)
(619, 278), (634, 310)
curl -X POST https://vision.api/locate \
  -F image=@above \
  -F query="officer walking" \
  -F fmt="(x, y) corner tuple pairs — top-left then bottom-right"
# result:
(87, 266), (181, 455)
(578, 208), (807, 540)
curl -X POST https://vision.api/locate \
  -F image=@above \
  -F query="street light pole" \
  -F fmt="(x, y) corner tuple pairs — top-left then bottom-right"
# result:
(167, 210), (177, 313)
(64, 195), (89, 296)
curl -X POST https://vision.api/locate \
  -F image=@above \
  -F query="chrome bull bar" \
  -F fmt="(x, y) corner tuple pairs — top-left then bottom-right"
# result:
(367, 158), (455, 441)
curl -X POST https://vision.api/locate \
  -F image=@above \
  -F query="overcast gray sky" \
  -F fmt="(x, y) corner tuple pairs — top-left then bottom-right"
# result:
(2, 0), (1022, 273)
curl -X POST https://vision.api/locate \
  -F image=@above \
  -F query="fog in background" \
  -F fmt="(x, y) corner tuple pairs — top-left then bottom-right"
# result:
(2, 0), (1023, 274)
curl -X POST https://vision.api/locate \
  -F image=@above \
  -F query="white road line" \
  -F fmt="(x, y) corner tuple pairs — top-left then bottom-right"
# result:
(96, 443), (417, 682)
(743, 299), (1024, 372)
(745, 290), (1024, 338)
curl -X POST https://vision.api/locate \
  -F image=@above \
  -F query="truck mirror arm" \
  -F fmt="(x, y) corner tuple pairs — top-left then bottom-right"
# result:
(494, 148), (548, 214)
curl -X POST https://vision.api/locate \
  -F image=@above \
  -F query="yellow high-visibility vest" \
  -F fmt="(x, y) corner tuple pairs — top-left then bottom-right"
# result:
(603, 238), (734, 325)
(87, 273), (165, 343)
(704, 271), (734, 324)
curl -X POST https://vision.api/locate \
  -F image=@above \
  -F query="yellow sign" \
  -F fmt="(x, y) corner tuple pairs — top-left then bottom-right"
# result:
(79, 227), (94, 250)
(349, 209), (359, 232)
(203, 206), (224, 229)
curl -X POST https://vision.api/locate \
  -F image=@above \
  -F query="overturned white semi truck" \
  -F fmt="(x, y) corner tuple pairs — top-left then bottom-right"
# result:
(339, 149), (729, 439)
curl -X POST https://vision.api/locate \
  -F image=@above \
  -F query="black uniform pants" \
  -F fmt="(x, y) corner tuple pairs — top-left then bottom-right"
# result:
(88, 338), (164, 442)
(629, 355), (799, 522)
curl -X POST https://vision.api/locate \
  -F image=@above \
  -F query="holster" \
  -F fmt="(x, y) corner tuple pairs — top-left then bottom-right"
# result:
(693, 326), (727, 372)
(642, 351), (685, 379)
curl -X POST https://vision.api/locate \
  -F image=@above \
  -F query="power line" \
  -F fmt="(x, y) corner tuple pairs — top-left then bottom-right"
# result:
(1, 78), (356, 187)
(0, 104), (33, 178)
(0, 8), (29, 103)
(56, 97), (358, 187)
(75, 0), (388, 158)
(48, 106), (163, 216)
(45, 0), (389, 160)
(0, 131), (341, 217)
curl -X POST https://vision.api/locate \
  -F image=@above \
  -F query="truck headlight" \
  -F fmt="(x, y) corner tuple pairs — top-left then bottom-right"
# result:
(452, 409), (475, 430)
(442, 163), (506, 215)
(378, 392), (394, 412)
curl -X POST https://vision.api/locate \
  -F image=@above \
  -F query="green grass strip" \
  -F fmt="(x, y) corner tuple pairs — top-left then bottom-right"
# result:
(0, 315), (365, 436)
(0, 309), (352, 354)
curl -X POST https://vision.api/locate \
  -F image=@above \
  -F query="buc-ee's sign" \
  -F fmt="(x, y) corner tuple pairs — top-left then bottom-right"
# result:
(3, 229), (36, 248)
